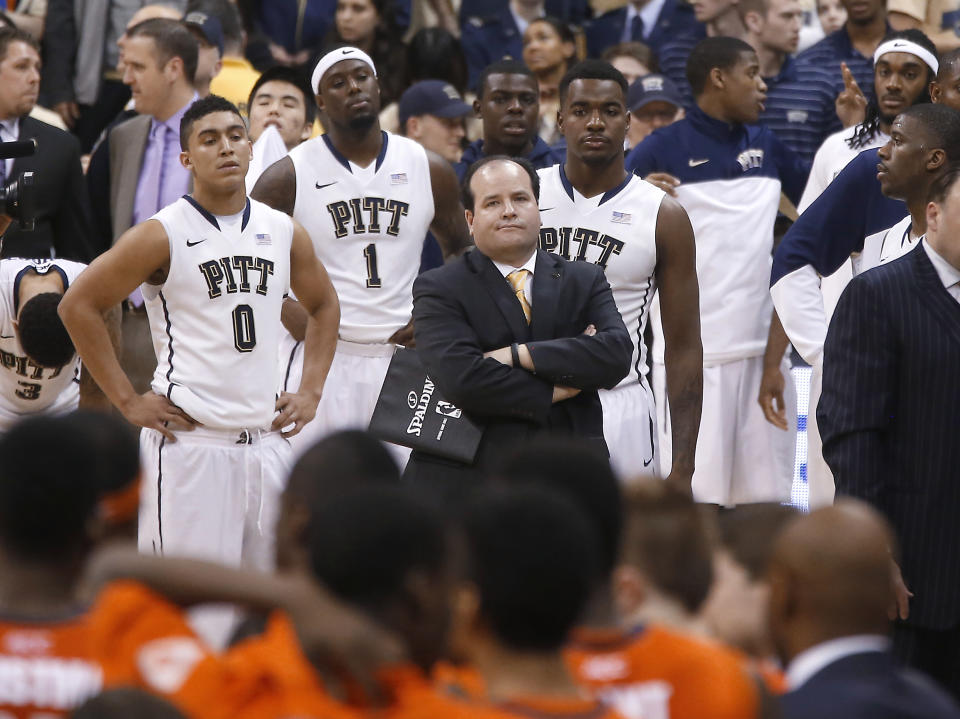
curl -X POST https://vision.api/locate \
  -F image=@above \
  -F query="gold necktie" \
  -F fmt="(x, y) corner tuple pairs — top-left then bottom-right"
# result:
(507, 269), (532, 324)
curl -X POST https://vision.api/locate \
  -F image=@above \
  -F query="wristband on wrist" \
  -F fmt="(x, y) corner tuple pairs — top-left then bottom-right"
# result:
(510, 343), (521, 368)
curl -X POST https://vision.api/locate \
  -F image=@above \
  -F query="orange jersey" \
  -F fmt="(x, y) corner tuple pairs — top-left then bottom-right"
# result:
(565, 625), (760, 719)
(0, 580), (208, 718)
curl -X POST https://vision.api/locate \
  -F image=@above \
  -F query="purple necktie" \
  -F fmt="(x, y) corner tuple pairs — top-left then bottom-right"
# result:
(129, 123), (169, 307)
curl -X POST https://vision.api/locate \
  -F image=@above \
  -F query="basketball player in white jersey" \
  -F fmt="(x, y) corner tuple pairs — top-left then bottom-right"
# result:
(252, 47), (471, 459)
(59, 96), (339, 635)
(0, 258), (114, 430)
(537, 60), (702, 486)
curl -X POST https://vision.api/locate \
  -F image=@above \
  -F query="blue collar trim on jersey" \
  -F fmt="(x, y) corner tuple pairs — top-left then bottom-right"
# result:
(687, 104), (744, 142)
(558, 163), (634, 205)
(321, 131), (389, 173)
(181, 195), (251, 232)
(13, 263), (69, 316)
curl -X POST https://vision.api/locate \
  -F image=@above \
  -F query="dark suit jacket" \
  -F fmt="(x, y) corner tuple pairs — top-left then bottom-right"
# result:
(819, 245), (960, 630)
(404, 248), (631, 488)
(585, 0), (702, 59)
(780, 650), (960, 719)
(0, 116), (94, 262)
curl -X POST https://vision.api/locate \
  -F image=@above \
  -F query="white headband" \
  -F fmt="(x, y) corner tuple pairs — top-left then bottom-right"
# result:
(310, 46), (378, 94)
(873, 38), (938, 75)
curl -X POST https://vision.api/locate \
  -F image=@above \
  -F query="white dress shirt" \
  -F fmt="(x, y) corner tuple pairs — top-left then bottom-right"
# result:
(785, 635), (891, 690)
(922, 239), (960, 304)
(493, 251), (537, 306)
(0, 117), (20, 182)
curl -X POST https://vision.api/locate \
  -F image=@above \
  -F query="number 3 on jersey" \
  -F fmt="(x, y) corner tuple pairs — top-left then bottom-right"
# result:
(364, 243), (382, 288)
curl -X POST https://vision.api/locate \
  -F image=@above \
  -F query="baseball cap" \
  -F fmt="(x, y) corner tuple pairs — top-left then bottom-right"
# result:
(398, 80), (473, 128)
(183, 11), (224, 56)
(627, 74), (683, 113)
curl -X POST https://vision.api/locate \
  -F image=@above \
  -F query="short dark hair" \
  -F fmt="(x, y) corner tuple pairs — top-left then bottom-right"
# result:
(185, 0), (243, 52)
(938, 47), (960, 80)
(127, 17), (199, 85)
(901, 103), (960, 161)
(493, 438), (621, 578)
(247, 66), (317, 126)
(406, 27), (468, 94)
(601, 41), (657, 73)
(307, 486), (447, 611)
(463, 486), (599, 651)
(19, 292), (74, 368)
(478, 59), (536, 98)
(716, 503), (798, 581)
(620, 480), (714, 614)
(927, 161), (960, 205)
(559, 59), (628, 105)
(461, 155), (540, 212)
(686, 36), (756, 98)
(286, 430), (399, 508)
(0, 415), (101, 561)
(180, 93), (243, 149)
(73, 689), (188, 719)
(0, 26), (38, 63)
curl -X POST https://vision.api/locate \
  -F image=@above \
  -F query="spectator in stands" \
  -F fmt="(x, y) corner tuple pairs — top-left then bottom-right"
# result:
(193, 0), (257, 114)
(602, 41), (657, 84)
(182, 11), (223, 97)
(0, 27), (93, 261)
(246, 66), (315, 150)
(522, 17), (578, 145)
(657, 0), (744, 104)
(627, 37), (806, 507)
(455, 60), (564, 182)
(743, 0), (844, 167)
(770, 502), (960, 717)
(398, 80), (472, 164)
(888, 0), (960, 51)
(461, 0), (549, 92)
(796, 0), (890, 99)
(41, 0), (188, 153)
(244, 0), (333, 70)
(817, 0), (848, 34)
(324, 0), (407, 107)
(3, 0), (44, 39)
(585, 0), (702, 59)
(626, 73), (684, 149)
(85, 18), (198, 394)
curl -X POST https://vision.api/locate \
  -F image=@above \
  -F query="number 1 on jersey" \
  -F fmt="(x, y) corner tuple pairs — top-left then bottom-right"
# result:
(364, 243), (382, 288)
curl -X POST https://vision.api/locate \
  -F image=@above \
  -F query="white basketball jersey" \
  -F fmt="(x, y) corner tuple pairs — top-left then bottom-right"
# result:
(537, 166), (663, 388)
(288, 132), (435, 343)
(0, 258), (86, 419)
(144, 196), (292, 429)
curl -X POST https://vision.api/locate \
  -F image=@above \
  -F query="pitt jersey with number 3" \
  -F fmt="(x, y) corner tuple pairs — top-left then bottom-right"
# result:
(287, 132), (435, 343)
(143, 196), (292, 429)
(537, 166), (664, 388)
(0, 258), (87, 426)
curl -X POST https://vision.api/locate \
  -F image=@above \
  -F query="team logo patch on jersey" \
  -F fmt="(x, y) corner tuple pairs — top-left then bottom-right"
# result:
(611, 211), (632, 225)
(390, 172), (408, 185)
(255, 233), (271, 246)
(736, 148), (765, 171)
(787, 110), (808, 123)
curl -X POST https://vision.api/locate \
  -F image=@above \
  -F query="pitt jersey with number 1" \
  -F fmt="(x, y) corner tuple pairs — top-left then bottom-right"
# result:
(537, 166), (663, 389)
(0, 258), (87, 428)
(143, 196), (292, 429)
(287, 132), (435, 343)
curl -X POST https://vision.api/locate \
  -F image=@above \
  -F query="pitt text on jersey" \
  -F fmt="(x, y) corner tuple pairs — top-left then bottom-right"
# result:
(326, 197), (410, 239)
(197, 256), (276, 353)
(0, 349), (64, 400)
(538, 227), (625, 268)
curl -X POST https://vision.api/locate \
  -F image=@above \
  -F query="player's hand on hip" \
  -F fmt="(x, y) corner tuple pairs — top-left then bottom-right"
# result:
(388, 319), (415, 347)
(121, 392), (197, 441)
(758, 361), (788, 430)
(273, 390), (320, 437)
(643, 173), (680, 197)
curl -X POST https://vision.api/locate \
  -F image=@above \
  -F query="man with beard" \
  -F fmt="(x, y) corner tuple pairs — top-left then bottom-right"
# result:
(252, 47), (471, 462)
(536, 60), (702, 485)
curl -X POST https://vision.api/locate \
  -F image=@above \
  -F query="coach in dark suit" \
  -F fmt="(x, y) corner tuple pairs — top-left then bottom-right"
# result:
(0, 28), (93, 262)
(405, 156), (632, 493)
(584, 0), (701, 59)
(770, 502), (960, 719)
(818, 165), (960, 698)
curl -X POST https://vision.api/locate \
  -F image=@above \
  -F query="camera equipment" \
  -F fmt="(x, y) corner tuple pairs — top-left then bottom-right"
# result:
(0, 139), (36, 231)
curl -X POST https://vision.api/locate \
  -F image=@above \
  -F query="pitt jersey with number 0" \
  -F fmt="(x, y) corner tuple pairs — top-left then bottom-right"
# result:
(0, 258), (87, 428)
(287, 132), (435, 343)
(143, 196), (292, 429)
(537, 166), (663, 389)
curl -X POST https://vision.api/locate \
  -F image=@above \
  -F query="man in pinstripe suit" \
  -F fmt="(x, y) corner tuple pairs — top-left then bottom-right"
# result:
(819, 163), (960, 699)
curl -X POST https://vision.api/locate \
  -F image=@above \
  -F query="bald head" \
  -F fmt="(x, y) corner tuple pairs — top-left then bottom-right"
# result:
(768, 501), (896, 662)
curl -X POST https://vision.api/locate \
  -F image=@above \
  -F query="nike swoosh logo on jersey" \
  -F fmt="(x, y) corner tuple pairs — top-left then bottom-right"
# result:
(186, 239), (207, 247)
(316, 181), (338, 189)
(688, 158), (709, 167)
